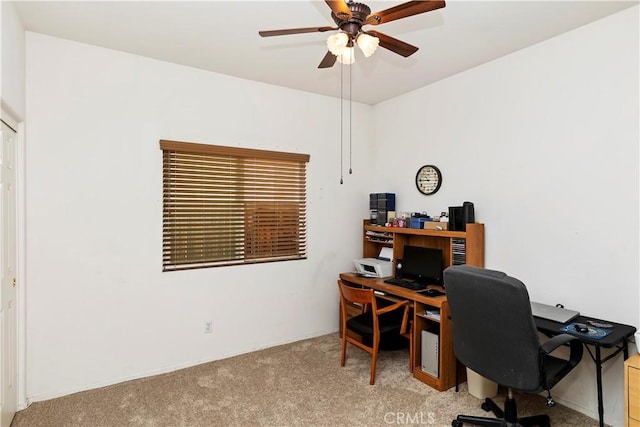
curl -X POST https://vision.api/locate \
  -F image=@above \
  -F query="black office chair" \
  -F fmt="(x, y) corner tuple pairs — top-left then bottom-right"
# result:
(443, 265), (583, 427)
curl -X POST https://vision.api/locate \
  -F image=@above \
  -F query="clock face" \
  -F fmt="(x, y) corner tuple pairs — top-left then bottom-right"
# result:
(415, 165), (442, 195)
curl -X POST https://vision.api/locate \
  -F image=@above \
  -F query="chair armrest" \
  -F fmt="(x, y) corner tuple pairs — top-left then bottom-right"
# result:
(540, 333), (580, 354)
(377, 301), (411, 334)
(540, 333), (583, 389)
(541, 333), (584, 368)
(376, 300), (408, 315)
(540, 334), (582, 354)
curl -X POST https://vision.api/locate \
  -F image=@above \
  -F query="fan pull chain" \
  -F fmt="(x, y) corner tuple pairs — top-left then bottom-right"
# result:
(340, 61), (344, 185)
(349, 62), (352, 175)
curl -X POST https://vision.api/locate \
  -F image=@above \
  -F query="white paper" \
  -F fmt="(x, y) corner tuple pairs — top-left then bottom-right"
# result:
(378, 247), (393, 261)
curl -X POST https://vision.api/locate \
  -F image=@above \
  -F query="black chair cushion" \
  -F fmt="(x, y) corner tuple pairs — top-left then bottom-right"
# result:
(346, 309), (405, 336)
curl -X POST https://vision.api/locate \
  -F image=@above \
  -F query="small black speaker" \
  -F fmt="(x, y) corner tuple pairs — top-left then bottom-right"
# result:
(448, 206), (464, 231)
(395, 259), (403, 278)
(462, 201), (475, 226)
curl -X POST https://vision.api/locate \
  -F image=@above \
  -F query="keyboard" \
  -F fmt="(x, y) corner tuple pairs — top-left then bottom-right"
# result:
(384, 277), (426, 290)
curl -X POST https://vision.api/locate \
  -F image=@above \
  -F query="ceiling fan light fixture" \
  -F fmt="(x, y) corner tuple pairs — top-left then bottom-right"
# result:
(356, 33), (379, 58)
(327, 32), (349, 56)
(336, 46), (356, 65)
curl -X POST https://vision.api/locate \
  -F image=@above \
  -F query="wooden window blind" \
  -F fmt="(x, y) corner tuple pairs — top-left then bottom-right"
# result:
(160, 140), (310, 271)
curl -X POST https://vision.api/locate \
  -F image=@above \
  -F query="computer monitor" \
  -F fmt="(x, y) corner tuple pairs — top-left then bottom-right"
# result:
(400, 245), (443, 285)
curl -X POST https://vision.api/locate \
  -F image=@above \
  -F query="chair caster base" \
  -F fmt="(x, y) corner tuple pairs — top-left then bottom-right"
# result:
(545, 396), (556, 407)
(452, 395), (551, 427)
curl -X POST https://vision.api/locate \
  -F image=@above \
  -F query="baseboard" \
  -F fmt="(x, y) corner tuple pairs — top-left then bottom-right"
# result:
(546, 394), (599, 424)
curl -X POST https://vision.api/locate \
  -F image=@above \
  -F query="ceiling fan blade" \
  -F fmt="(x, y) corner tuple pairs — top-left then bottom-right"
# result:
(325, 0), (352, 20)
(365, 31), (418, 57)
(318, 51), (338, 69)
(259, 26), (337, 37)
(365, 1), (446, 25)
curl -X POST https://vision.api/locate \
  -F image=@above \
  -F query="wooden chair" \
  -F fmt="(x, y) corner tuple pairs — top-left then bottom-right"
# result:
(338, 279), (411, 385)
(401, 318), (414, 373)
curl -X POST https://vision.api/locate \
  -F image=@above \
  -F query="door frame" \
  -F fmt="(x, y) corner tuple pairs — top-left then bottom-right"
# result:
(0, 109), (27, 414)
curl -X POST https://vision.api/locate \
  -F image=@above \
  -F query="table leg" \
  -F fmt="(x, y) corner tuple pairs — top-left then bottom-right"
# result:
(595, 346), (604, 427)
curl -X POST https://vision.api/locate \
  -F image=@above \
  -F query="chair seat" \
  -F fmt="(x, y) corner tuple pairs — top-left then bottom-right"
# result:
(346, 309), (405, 336)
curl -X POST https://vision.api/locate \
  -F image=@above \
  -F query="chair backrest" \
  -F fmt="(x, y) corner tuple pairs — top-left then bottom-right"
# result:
(338, 280), (377, 307)
(443, 265), (543, 392)
(338, 280), (379, 327)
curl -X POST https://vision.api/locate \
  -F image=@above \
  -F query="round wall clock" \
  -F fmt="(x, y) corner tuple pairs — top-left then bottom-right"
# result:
(415, 165), (442, 195)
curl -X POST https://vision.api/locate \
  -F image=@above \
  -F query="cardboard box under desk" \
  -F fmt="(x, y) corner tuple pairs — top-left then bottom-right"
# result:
(423, 222), (448, 230)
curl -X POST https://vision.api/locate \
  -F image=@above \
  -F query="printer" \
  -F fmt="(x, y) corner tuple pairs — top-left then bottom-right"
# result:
(353, 247), (393, 278)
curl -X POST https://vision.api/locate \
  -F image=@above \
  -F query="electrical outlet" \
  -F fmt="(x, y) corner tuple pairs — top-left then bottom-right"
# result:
(204, 321), (213, 334)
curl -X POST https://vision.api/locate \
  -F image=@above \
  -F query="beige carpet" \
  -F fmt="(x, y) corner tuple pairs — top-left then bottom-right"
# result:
(12, 333), (599, 427)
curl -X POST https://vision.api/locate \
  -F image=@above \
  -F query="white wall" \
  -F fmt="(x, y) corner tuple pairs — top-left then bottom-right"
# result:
(24, 32), (374, 401)
(1, 0), (25, 119)
(373, 6), (639, 426)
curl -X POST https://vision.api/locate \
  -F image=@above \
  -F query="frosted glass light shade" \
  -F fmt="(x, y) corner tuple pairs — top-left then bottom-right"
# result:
(327, 32), (349, 56)
(357, 33), (379, 57)
(336, 47), (355, 65)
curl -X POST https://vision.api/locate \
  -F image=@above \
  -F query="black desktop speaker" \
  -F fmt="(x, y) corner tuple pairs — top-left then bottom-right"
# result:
(395, 259), (403, 278)
(462, 201), (475, 226)
(448, 206), (464, 231)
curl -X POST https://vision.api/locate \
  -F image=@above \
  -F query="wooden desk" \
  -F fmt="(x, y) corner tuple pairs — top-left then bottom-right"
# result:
(339, 272), (460, 391)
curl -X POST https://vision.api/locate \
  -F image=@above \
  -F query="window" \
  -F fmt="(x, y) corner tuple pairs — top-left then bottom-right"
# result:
(160, 140), (309, 271)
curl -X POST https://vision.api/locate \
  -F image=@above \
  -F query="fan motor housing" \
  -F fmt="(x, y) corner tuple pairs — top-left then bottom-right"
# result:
(332, 2), (371, 34)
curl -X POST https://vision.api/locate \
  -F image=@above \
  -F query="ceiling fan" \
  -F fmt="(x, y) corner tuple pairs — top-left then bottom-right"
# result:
(259, 0), (446, 68)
